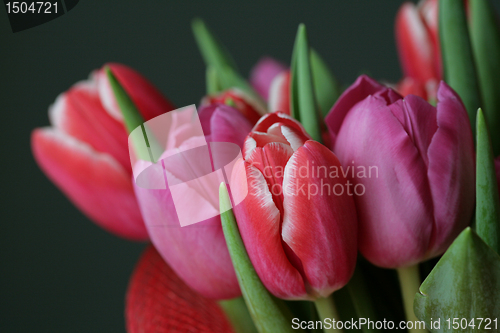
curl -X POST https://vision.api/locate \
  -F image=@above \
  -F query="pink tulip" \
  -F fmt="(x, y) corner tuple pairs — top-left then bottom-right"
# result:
(325, 75), (475, 268)
(231, 112), (358, 300)
(31, 63), (175, 240)
(133, 103), (257, 299)
(250, 57), (287, 101)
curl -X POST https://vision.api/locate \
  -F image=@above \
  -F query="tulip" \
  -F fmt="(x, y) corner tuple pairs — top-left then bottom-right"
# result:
(396, 0), (441, 84)
(126, 245), (234, 333)
(231, 112), (358, 300)
(395, 0), (440, 100)
(325, 75), (475, 268)
(31, 63), (175, 240)
(133, 103), (256, 299)
(250, 57), (287, 101)
(394, 0), (475, 102)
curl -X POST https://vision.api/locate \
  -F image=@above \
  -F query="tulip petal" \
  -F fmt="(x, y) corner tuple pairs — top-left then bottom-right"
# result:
(49, 82), (132, 172)
(426, 82), (475, 257)
(334, 95), (434, 268)
(282, 141), (357, 297)
(325, 75), (401, 146)
(388, 94), (438, 169)
(250, 57), (287, 101)
(395, 2), (437, 81)
(210, 105), (254, 147)
(126, 245), (234, 333)
(233, 163), (307, 299)
(134, 182), (241, 300)
(268, 71), (291, 115)
(419, 0), (442, 79)
(31, 128), (148, 240)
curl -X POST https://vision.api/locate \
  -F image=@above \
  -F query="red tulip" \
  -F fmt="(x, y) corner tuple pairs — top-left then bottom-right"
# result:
(396, 0), (441, 83)
(394, 0), (470, 99)
(126, 245), (234, 333)
(326, 75), (475, 268)
(31, 63), (175, 240)
(231, 112), (358, 300)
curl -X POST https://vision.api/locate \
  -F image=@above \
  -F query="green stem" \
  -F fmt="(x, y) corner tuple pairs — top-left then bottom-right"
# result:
(219, 297), (258, 333)
(396, 265), (427, 333)
(314, 296), (343, 333)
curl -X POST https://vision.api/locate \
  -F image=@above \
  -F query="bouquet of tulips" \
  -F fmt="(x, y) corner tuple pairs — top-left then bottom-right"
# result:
(31, 0), (500, 332)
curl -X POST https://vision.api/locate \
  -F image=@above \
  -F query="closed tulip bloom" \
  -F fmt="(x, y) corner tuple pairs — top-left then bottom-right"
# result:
(326, 75), (475, 268)
(31, 63), (175, 240)
(133, 103), (256, 300)
(232, 112), (358, 300)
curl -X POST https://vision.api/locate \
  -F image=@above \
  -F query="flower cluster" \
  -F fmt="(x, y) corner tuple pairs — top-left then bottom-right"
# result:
(31, 1), (500, 332)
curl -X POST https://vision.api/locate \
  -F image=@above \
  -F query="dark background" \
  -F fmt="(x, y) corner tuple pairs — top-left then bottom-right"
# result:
(0, 0), (462, 331)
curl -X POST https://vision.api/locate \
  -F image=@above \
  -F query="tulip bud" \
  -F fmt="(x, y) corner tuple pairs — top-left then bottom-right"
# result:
(232, 112), (358, 300)
(31, 63), (174, 240)
(326, 75), (475, 268)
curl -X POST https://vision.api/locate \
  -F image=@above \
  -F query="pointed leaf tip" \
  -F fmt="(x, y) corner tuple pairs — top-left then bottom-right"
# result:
(105, 67), (145, 135)
(290, 24), (323, 143)
(414, 227), (500, 330)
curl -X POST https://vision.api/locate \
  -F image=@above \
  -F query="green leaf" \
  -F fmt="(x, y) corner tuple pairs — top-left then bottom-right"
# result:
(106, 67), (145, 135)
(206, 66), (222, 95)
(310, 49), (341, 118)
(414, 227), (500, 332)
(192, 18), (238, 72)
(192, 19), (263, 103)
(476, 109), (500, 253)
(290, 24), (322, 143)
(470, 0), (500, 155)
(217, 65), (263, 102)
(439, 0), (482, 133)
(106, 67), (162, 162)
(219, 183), (299, 333)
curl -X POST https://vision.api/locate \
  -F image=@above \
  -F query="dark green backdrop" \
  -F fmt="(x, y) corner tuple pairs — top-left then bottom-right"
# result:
(1, 0), (413, 331)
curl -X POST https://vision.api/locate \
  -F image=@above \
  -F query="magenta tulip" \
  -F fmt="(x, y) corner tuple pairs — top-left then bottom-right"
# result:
(326, 75), (475, 268)
(231, 112), (358, 300)
(31, 63), (175, 240)
(133, 103), (257, 300)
